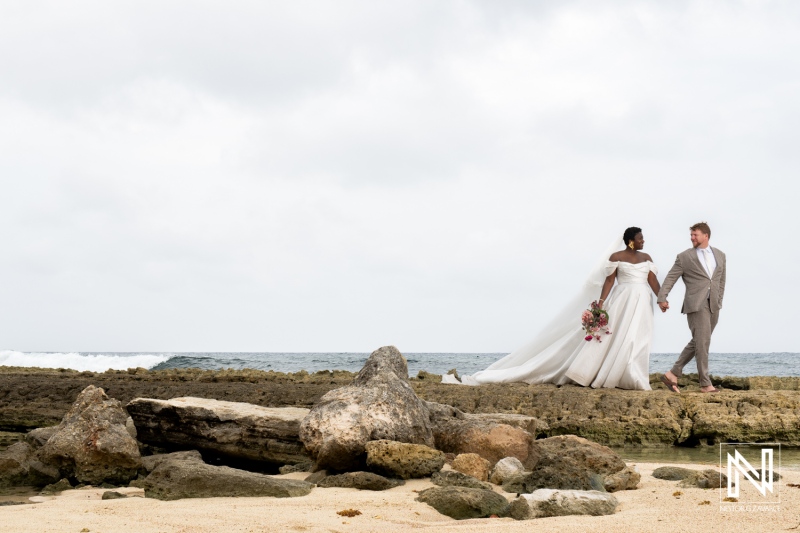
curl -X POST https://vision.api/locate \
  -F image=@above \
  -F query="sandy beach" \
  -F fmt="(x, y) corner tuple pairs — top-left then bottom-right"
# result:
(1, 462), (796, 533)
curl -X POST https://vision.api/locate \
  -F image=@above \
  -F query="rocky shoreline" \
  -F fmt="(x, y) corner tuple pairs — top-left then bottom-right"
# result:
(1, 348), (798, 527)
(2, 365), (799, 448)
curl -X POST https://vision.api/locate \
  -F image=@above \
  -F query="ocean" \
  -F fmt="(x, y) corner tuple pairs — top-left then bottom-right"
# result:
(0, 350), (798, 377)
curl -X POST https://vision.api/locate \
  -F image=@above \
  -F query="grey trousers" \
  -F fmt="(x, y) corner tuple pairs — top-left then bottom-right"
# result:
(671, 299), (719, 387)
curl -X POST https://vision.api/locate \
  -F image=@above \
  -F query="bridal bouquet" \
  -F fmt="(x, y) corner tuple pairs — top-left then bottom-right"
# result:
(582, 300), (611, 342)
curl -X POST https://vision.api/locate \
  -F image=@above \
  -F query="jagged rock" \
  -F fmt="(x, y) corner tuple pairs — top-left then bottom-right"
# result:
(604, 465), (641, 492)
(127, 397), (310, 467)
(138, 450), (313, 500)
(36, 385), (141, 485)
(299, 347), (434, 471)
(0, 442), (60, 487)
(502, 435), (628, 493)
(510, 489), (619, 519)
(416, 486), (510, 520)
(490, 457), (526, 485)
(25, 427), (58, 448)
(364, 440), (444, 479)
(279, 461), (313, 474)
(652, 466), (696, 481)
(679, 469), (727, 489)
(41, 478), (73, 494)
(451, 453), (490, 482)
(101, 491), (127, 500)
(431, 470), (493, 490)
(317, 471), (403, 491)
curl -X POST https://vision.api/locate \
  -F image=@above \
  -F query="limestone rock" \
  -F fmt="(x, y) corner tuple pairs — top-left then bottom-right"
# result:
(679, 469), (727, 489)
(127, 397), (310, 467)
(510, 489), (619, 519)
(604, 465), (641, 492)
(317, 471), (403, 491)
(25, 427), (58, 448)
(279, 462), (313, 474)
(0, 442), (60, 487)
(490, 457), (526, 486)
(299, 346), (434, 471)
(101, 491), (127, 500)
(304, 470), (327, 484)
(41, 478), (73, 494)
(652, 466), (696, 481)
(36, 386), (141, 485)
(451, 453), (490, 482)
(518, 435), (625, 492)
(431, 470), (493, 491)
(432, 417), (536, 468)
(416, 486), (510, 520)
(139, 450), (313, 500)
(364, 440), (444, 479)
(141, 450), (202, 473)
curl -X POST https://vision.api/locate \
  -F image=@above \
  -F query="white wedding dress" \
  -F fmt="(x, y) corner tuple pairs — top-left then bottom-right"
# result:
(442, 259), (657, 390)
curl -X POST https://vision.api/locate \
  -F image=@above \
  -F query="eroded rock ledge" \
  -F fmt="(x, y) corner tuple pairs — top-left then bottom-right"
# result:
(1, 367), (799, 446)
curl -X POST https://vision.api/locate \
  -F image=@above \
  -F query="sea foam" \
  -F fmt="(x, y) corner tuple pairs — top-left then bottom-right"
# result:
(0, 350), (173, 372)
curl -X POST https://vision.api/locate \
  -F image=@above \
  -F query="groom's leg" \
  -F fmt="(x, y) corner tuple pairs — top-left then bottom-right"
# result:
(688, 300), (715, 387)
(670, 336), (696, 379)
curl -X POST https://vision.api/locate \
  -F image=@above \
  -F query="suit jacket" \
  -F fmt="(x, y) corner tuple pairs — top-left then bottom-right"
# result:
(657, 247), (726, 314)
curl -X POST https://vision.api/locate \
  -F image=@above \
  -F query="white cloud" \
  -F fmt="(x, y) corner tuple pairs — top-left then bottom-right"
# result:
(0, 0), (797, 353)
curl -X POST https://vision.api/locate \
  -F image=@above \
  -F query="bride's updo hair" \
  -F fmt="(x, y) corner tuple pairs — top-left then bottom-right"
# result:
(623, 227), (642, 246)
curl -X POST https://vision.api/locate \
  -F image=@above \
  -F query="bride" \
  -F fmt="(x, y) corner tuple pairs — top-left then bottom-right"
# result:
(442, 227), (661, 390)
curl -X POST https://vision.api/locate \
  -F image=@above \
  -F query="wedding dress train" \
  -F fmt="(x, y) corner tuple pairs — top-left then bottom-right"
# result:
(442, 261), (656, 390)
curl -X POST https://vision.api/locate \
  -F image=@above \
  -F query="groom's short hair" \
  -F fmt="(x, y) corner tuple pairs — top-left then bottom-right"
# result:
(690, 222), (711, 237)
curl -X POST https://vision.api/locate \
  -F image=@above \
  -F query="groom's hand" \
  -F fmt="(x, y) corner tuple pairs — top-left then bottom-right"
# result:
(658, 301), (669, 313)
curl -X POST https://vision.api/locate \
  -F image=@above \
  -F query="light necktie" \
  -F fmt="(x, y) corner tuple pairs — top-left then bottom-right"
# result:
(703, 249), (714, 277)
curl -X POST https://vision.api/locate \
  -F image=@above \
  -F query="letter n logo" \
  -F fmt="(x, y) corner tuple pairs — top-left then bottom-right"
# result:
(727, 448), (774, 498)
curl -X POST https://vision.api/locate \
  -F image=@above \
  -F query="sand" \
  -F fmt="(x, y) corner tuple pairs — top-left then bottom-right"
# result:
(0, 463), (797, 533)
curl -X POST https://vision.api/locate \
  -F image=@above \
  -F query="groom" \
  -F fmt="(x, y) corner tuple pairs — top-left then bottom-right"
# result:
(657, 222), (727, 393)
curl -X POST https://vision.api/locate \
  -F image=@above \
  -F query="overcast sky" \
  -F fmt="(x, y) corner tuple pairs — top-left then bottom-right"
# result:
(1, 0), (798, 354)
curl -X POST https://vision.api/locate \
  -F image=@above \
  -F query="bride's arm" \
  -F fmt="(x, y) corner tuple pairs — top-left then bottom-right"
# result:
(647, 271), (661, 296)
(598, 271), (617, 308)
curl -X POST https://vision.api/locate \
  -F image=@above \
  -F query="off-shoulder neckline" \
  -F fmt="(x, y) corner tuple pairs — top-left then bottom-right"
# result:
(607, 260), (653, 266)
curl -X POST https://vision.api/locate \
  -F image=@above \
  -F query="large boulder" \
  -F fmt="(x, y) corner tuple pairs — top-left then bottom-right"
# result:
(416, 486), (510, 520)
(0, 442), (60, 487)
(509, 489), (619, 519)
(36, 385), (141, 485)
(503, 435), (626, 493)
(299, 346), (434, 471)
(364, 440), (444, 479)
(317, 471), (403, 491)
(127, 397), (310, 467)
(432, 417), (537, 468)
(138, 450), (313, 500)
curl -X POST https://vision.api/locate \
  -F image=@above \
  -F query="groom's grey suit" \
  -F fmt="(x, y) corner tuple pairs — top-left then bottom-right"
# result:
(657, 247), (727, 387)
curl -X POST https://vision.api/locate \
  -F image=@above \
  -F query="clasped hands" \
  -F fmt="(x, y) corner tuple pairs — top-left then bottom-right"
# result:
(658, 301), (669, 313)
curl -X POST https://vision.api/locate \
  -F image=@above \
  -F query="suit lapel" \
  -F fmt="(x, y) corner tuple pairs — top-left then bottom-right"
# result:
(687, 248), (710, 279)
(710, 247), (722, 280)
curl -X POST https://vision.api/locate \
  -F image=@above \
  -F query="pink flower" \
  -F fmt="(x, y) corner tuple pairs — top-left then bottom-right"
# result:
(585, 335), (593, 341)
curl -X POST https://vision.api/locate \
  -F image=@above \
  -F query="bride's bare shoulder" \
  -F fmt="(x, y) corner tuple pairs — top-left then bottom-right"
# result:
(608, 251), (623, 261)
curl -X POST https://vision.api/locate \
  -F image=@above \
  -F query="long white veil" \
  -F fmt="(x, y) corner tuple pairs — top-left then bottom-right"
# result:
(476, 237), (626, 373)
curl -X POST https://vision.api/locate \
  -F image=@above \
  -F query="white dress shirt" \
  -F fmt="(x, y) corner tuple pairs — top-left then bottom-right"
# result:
(696, 246), (717, 278)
